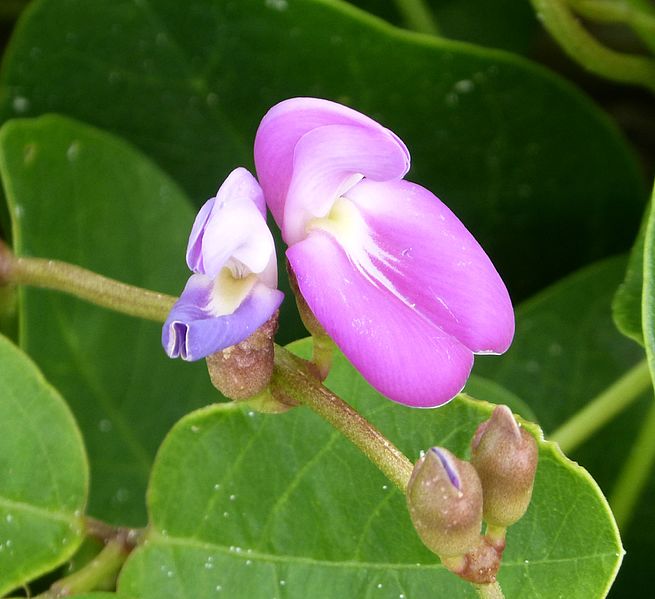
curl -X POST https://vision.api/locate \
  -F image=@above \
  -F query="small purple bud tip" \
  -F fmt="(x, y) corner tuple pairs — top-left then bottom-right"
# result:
(406, 447), (483, 558)
(431, 447), (461, 490)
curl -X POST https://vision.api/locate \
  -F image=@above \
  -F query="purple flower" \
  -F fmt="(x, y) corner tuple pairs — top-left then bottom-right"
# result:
(254, 98), (514, 408)
(162, 168), (283, 361)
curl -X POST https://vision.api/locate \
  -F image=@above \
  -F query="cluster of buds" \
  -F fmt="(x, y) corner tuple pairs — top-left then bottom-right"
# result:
(406, 405), (538, 584)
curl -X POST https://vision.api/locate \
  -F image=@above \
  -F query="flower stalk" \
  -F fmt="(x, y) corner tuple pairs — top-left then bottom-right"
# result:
(270, 344), (414, 490)
(0, 239), (175, 322)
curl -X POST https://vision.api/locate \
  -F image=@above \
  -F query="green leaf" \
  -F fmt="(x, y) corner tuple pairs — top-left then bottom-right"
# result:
(0, 0), (645, 307)
(463, 374), (538, 423)
(474, 256), (651, 598)
(0, 115), (217, 526)
(613, 185), (655, 346)
(116, 339), (622, 598)
(0, 333), (88, 596)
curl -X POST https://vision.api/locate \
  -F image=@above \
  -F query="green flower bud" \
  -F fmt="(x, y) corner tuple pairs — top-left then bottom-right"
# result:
(471, 405), (538, 528)
(406, 447), (483, 558)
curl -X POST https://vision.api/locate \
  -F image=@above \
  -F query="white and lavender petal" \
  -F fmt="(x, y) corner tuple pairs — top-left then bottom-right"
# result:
(163, 274), (283, 361)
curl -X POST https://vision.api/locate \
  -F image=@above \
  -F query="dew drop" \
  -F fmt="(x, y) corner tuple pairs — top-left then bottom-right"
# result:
(191, 425), (201, 433)
(454, 79), (474, 94)
(12, 96), (30, 114)
(229, 494), (237, 501)
(214, 483), (221, 491)
(98, 419), (112, 432)
(67, 141), (80, 162)
(377, 583), (383, 589)
(216, 585), (222, 592)
(5, 514), (13, 524)
(265, 0), (288, 10)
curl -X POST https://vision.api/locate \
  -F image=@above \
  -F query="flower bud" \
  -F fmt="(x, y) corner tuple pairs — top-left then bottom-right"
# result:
(471, 405), (538, 528)
(406, 447), (483, 558)
(206, 312), (278, 401)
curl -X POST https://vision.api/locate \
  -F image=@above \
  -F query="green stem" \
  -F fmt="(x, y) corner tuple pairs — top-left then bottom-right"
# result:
(569, 0), (655, 33)
(550, 359), (651, 453)
(271, 345), (414, 490)
(609, 397), (655, 529)
(475, 582), (506, 599)
(1, 245), (175, 322)
(393, 0), (440, 35)
(530, 0), (655, 92)
(36, 539), (128, 597)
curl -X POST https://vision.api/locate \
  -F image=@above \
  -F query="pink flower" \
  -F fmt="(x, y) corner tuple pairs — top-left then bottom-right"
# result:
(255, 98), (514, 407)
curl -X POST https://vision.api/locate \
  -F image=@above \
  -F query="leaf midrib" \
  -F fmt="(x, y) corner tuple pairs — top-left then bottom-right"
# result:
(144, 532), (619, 571)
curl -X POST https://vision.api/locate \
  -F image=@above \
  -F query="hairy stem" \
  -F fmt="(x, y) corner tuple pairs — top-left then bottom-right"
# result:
(271, 345), (414, 490)
(35, 539), (128, 598)
(475, 582), (506, 599)
(609, 398), (655, 529)
(1, 244), (175, 322)
(550, 359), (651, 453)
(393, 0), (440, 35)
(531, 0), (655, 92)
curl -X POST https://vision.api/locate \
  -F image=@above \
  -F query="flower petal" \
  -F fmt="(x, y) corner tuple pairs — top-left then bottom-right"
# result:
(254, 97), (409, 232)
(345, 178), (514, 354)
(186, 168), (275, 279)
(287, 231), (473, 407)
(162, 274), (283, 361)
(283, 123), (411, 244)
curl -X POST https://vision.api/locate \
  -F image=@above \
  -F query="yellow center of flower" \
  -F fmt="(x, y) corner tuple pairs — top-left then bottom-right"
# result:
(306, 196), (367, 252)
(211, 267), (257, 316)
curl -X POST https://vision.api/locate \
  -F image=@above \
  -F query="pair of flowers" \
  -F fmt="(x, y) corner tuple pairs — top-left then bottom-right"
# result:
(163, 98), (514, 408)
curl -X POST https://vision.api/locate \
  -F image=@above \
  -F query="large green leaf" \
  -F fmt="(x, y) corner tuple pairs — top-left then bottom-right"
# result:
(474, 256), (650, 598)
(0, 0), (644, 307)
(115, 339), (622, 598)
(0, 333), (88, 596)
(0, 115), (217, 526)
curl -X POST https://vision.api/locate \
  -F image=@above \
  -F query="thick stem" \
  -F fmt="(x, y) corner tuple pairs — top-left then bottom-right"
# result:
(609, 398), (655, 529)
(531, 0), (655, 92)
(1, 246), (175, 322)
(271, 345), (414, 490)
(475, 582), (506, 599)
(550, 359), (651, 453)
(392, 0), (440, 35)
(36, 539), (128, 597)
